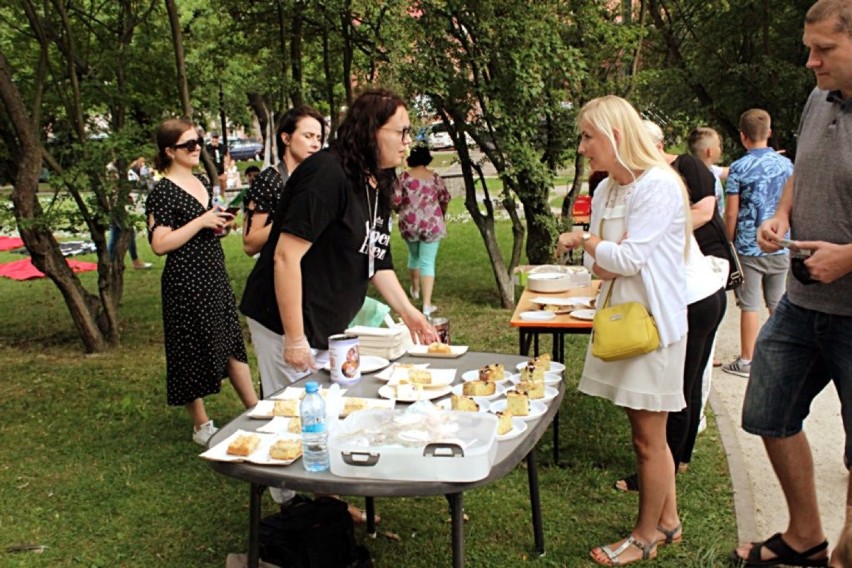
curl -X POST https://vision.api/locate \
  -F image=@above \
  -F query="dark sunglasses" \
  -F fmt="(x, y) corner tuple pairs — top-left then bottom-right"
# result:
(173, 138), (202, 152)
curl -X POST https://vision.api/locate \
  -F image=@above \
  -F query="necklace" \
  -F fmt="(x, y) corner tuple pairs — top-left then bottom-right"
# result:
(365, 181), (379, 278)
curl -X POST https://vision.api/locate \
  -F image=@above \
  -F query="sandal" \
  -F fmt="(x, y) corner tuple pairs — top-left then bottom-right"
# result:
(614, 473), (639, 493)
(729, 532), (828, 567)
(656, 523), (682, 547)
(591, 535), (657, 566)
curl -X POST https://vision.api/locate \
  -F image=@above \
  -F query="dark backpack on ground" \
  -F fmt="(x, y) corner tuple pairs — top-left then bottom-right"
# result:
(259, 495), (372, 568)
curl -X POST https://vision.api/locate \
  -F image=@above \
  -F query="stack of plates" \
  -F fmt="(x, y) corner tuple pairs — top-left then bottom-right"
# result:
(345, 324), (412, 360)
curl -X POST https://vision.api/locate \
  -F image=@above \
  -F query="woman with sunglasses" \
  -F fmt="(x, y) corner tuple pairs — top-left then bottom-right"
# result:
(146, 118), (258, 446)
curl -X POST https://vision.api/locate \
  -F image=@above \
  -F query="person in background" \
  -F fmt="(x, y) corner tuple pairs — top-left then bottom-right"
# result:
(109, 156), (152, 270)
(557, 95), (691, 566)
(721, 109), (794, 379)
(393, 145), (451, 315)
(206, 132), (229, 189)
(612, 120), (727, 496)
(687, 127), (728, 216)
(146, 118), (258, 446)
(240, 106), (326, 398)
(244, 165), (261, 186)
(732, 2), (852, 564)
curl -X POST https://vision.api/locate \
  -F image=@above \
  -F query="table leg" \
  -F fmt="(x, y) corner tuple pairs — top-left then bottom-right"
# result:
(365, 496), (377, 537)
(526, 451), (545, 556)
(447, 492), (465, 568)
(248, 483), (264, 568)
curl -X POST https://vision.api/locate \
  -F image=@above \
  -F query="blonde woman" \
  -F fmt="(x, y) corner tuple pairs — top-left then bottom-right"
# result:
(557, 96), (691, 566)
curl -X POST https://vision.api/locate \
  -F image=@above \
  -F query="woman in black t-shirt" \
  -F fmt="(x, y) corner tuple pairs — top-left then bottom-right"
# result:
(240, 89), (437, 374)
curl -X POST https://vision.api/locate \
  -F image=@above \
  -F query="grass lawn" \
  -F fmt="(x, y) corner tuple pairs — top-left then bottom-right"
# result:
(0, 200), (736, 567)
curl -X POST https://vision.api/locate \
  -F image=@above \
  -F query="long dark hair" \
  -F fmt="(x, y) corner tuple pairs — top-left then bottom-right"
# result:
(154, 117), (195, 171)
(332, 88), (406, 208)
(276, 105), (327, 162)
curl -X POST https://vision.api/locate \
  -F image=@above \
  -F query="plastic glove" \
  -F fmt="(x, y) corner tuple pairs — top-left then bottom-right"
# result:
(283, 335), (318, 372)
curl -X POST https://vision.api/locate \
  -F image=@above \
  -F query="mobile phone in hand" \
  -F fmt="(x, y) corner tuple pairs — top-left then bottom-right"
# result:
(777, 238), (812, 257)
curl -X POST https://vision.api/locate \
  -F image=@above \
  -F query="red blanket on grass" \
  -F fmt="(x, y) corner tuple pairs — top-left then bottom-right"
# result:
(0, 236), (24, 251)
(0, 257), (98, 280)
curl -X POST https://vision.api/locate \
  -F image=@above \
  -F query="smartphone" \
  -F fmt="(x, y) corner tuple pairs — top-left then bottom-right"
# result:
(777, 238), (812, 257)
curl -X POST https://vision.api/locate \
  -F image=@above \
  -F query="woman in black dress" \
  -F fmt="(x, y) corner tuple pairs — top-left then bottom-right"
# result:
(146, 118), (258, 446)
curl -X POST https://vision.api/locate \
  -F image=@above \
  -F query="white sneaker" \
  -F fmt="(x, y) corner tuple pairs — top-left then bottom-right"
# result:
(134, 262), (153, 270)
(423, 304), (438, 316)
(192, 420), (218, 446)
(409, 285), (420, 300)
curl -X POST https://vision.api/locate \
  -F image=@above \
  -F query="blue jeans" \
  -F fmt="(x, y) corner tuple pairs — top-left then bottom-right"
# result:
(405, 240), (441, 277)
(109, 225), (139, 262)
(742, 294), (852, 468)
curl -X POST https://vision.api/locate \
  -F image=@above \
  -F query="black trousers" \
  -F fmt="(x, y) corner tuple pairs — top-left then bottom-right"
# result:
(667, 287), (727, 467)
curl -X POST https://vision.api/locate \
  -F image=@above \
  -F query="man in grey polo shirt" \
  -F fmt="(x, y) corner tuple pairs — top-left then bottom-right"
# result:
(731, 0), (852, 566)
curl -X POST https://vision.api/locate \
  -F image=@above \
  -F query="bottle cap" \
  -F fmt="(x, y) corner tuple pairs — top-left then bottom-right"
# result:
(305, 381), (319, 393)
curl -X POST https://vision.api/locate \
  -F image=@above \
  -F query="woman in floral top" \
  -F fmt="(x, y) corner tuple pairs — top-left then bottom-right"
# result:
(393, 145), (451, 315)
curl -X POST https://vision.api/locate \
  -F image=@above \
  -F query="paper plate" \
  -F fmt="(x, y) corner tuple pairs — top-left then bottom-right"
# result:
(505, 385), (559, 403)
(450, 382), (506, 401)
(509, 372), (562, 386)
(377, 384), (452, 402)
(407, 344), (469, 358)
(489, 399), (547, 421)
(460, 369), (512, 385)
(519, 310), (556, 322)
(570, 309), (596, 321)
(496, 417), (528, 441)
(514, 361), (566, 374)
(435, 398), (491, 413)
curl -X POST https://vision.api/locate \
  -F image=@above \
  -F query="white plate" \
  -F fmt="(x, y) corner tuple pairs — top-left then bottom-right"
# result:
(570, 309), (596, 321)
(509, 372), (562, 385)
(497, 417), (529, 441)
(434, 398), (491, 413)
(529, 296), (594, 308)
(450, 382), (506, 401)
(514, 361), (566, 374)
(249, 399), (299, 419)
(519, 310), (556, 322)
(489, 399), (547, 421)
(506, 385), (559, 403)
(460, 369), (512, 385)
(256, 416), (298, 434)
(407, 344), (469, 358)
(271, 386), (347, 400)
(377, 384), (452, 402)
(339, 397), (395, 417)
(383, 368), (456, 388)
(320, 355), (390, 374)
(374, 363), (430, 381)
(199, 430), (302, 465)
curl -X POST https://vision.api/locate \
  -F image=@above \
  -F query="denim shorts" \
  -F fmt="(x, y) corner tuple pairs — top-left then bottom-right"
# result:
(734, 254), (788, 312)
(742, 294), (852, 469)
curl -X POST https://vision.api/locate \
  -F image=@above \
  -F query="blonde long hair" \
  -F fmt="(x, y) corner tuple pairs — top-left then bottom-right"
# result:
(577, 95), (693, 256)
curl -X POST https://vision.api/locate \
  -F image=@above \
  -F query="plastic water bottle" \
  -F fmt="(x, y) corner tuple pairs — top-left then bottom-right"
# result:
(300, 381), (330, 472)
(212, 186), (226, 236)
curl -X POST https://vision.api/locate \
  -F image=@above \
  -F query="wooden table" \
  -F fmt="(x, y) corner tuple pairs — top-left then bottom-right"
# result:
(509, 283), (598, 463)
(206, 351), (563, 568)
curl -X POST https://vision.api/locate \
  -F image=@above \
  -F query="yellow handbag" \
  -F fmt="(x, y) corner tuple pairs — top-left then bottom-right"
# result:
(590, 217), (660, 361)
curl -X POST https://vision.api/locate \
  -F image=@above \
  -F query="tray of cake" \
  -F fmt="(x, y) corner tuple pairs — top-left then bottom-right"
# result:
(328, 409), (498, 482)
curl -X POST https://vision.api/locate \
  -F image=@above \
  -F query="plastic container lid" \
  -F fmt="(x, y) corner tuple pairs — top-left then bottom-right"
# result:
(305, 381), (319, 393)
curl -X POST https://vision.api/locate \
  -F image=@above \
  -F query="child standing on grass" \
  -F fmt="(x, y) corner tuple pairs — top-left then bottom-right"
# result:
(146, 117), (257, 446)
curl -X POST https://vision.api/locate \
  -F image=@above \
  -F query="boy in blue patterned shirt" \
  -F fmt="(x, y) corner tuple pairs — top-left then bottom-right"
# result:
(722, 109), (794, 378)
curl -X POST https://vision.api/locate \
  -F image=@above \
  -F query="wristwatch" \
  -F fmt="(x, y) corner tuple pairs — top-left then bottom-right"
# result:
(581, 232), (592, 242)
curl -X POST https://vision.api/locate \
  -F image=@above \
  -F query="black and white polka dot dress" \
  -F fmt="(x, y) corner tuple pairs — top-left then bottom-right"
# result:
(146, 176), (248, 406)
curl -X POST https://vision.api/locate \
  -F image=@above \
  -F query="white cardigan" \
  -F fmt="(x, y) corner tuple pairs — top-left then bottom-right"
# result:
(585, 167), (689, 346)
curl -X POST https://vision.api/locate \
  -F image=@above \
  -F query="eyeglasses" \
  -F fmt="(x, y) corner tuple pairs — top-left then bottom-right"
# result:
(382, 126), (412, 142)
(173, 138), (202, 152)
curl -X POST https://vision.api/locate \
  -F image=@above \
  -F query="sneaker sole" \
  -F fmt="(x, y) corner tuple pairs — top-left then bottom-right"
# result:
(722, 368), (750, 378)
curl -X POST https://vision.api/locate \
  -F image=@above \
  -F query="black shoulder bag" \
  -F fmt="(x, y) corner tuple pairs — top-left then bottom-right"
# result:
(709, 211), (744, 290)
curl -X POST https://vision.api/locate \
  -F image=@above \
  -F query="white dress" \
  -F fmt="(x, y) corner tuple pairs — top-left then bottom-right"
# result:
(579, 179), (687, 412)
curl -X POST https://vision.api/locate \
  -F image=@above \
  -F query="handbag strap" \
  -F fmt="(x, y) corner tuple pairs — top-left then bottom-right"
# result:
(598, 216), (617, 310)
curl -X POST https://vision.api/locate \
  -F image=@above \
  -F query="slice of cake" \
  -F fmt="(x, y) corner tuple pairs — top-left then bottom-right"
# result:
(515, 379), (545, 399)
(269, 438), (302, 460)
(506, 391), (530, 416)
(287, 417), (302, 434)
(451, 394), (480, 412)
(408, 368), (433, 385)
(519, 362), (538, 382)
(343, 398), (368, 416)
(496, 411), (514, 435)
(478, 363), (505, 382)
(227, 434), (261, 456)
(534, 354), (552, 371)
(462, 380), (496, 397)
(273, 399), (299, 417)
(427, 342), (452, 354)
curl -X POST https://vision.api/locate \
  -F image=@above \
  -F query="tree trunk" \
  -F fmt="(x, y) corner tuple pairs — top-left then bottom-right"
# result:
(515, 172), (556, 265)
(0, 51), (108, 352)
(561, 150), (585, 219)
(290, 8), (304, 106)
